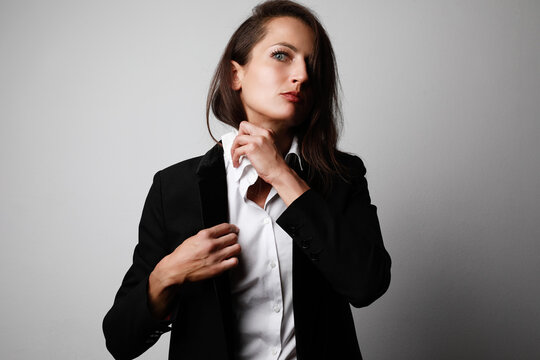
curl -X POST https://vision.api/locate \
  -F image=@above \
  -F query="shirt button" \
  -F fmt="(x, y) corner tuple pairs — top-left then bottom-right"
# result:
(272, 348), (278, 355)
(263, 217), (271, 225)
(273, 304), (281, 313)
(270, 261), (276, 269)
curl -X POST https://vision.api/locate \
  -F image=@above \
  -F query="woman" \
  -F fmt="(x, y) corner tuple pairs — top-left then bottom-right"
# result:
(103, 1), (391, 359)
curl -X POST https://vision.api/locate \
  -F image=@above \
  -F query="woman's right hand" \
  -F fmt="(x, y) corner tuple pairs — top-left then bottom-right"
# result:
(147, 223), (241, 318)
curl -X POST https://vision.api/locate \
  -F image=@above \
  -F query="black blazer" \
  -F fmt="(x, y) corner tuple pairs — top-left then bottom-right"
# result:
(103, 144), (391, 360)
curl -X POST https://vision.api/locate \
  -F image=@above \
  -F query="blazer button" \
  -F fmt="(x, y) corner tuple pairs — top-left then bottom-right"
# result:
(289, 225), (298, 237)
(300, 239), (310, 249)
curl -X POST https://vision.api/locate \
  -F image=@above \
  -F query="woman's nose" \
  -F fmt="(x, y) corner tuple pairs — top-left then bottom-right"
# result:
(291, 59), (309, 85)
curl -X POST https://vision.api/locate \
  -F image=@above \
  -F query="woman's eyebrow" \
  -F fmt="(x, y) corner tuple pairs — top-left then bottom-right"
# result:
(271, 42), (298, 52)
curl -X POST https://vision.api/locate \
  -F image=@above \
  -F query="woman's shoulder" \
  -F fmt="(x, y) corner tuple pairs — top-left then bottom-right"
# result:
(305, 151), (368, 194)
(155, 144), (224, 181)
(159, 155), (204, 177)
(335, 150), (367, 178)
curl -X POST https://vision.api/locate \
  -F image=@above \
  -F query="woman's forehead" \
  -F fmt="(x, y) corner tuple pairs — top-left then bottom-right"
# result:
(256, 16), (315, 55)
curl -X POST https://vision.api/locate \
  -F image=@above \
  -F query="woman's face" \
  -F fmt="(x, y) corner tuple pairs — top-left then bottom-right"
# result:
(232, 16), (315, 132)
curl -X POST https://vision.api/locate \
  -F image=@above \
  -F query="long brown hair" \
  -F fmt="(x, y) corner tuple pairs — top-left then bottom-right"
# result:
(206, 0), (345, 187)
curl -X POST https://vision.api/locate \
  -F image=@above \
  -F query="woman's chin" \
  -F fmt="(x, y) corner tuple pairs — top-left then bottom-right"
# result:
(246, 108), (306, 130)
(266, 116), (304, 130)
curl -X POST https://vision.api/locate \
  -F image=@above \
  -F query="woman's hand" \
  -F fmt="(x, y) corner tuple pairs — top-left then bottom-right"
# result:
(231, 121), (289, 184)
(231, 121), (310, 205)
(148, 223), (240, 319)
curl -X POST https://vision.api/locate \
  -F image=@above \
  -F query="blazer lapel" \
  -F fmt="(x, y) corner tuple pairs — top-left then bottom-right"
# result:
(196, 143), (229, 227)
(196, 143), (236, 358)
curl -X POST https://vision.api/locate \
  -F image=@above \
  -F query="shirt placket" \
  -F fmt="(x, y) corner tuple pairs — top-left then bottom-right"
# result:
(263, 194), (284, 359)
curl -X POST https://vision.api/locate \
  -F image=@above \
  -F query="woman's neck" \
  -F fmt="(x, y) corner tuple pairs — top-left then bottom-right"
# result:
(274, 132), (294, 157)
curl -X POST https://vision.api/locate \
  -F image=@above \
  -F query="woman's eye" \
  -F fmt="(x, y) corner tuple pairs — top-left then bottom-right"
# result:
(272, 51), (288, 61)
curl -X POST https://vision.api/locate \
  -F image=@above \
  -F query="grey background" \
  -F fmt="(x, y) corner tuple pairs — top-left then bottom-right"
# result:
(1, 0), (539, 359)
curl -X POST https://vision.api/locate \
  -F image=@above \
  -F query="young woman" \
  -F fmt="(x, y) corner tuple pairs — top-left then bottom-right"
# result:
(103, 1), (391, 359)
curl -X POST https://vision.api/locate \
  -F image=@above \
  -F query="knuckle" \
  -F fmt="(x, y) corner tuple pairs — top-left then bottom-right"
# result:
(198, 241), (211, 254)
(206, 241), (217, 253)
(205, 242), (215, 252)
(199, 229), (210, 238)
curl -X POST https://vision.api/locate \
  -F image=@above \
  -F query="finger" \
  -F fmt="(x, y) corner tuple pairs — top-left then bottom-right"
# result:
(238, 121), (256, 136)
(231, 134), (264, 153)
(231, 143), (254, 168)
(204, 223), (239, 238)
(230, 134), (251, 167)
(214, 257), (239, 273)
(239, 121), (272, 138)
(231, 134), (254, 149)
(215, 243), (241, 262)
(214, 232), (239, 250)
(191, 257), (239, 281)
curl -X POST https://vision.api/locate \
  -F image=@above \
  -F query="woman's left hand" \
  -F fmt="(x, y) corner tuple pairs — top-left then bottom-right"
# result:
(230, 121), (289, 185)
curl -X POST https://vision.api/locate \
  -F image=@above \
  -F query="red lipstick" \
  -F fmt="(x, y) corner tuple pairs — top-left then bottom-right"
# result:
(281, 91), (301, 103)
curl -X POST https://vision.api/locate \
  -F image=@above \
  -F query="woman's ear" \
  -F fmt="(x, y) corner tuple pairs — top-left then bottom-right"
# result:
(231, 60), (243, 90)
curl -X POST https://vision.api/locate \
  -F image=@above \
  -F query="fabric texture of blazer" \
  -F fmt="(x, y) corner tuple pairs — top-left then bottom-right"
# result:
(103, 143), (391, 360)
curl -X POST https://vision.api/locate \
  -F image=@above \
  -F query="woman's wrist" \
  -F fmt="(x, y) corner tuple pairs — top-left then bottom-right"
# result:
(269, 164), (310, 206)
(150, 256), (185, 291)
(149, 259), (180, 297)
(148, 259), (182, 319)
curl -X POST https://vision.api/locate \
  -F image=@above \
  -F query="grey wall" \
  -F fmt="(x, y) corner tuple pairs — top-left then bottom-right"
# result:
(1, 0), (539, 359)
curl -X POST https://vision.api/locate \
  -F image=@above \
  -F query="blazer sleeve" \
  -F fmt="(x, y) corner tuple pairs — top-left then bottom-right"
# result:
(103, 171), (173, 360)
(276, 155), (391, 308)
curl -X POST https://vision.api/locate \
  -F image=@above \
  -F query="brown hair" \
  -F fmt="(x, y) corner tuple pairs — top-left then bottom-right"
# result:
(206, 0), (345, 187)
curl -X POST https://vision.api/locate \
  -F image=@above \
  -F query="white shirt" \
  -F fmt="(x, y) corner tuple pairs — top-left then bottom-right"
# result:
(221, 130), (302, 360)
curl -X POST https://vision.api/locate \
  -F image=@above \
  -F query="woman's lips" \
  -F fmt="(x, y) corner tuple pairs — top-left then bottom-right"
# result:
(281, 92), (301, 103)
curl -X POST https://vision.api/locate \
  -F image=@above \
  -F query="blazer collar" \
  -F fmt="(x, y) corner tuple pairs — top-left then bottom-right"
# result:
(195, 143), (229, 227)
(196, 143), (225, 178)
